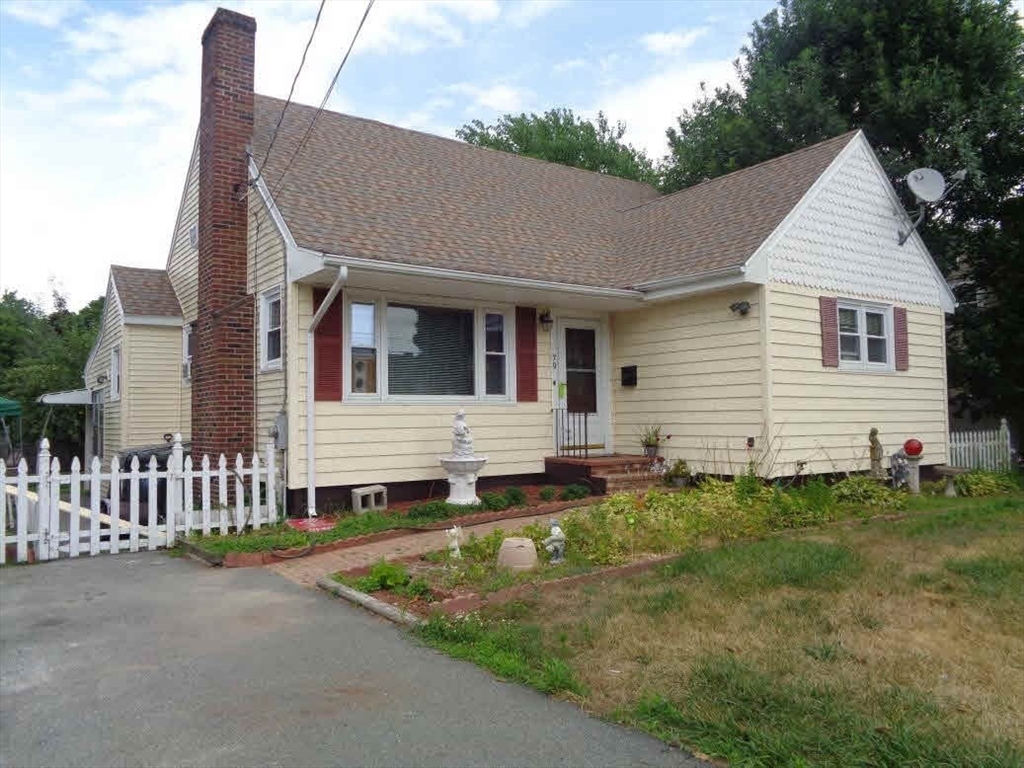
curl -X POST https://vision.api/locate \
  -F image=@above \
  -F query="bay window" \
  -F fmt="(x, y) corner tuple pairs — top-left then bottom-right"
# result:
(343, 295), (514, 401)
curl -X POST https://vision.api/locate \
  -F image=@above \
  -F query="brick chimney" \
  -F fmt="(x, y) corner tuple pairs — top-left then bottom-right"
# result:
(192, 8), (256, 463)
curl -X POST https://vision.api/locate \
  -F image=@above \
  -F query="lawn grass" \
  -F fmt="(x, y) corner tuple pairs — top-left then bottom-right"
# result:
(190, 511), (405, 555)
(415, 495), (1024, 765)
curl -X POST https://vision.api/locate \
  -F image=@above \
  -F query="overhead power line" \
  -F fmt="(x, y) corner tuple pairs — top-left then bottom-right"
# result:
(257, 0), (327, 178)
(268, 0), (376, 201)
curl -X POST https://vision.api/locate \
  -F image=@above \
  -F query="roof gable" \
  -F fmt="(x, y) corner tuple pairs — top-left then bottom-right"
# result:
(757, 132), (955, 311)
(109, 265), (182, 318)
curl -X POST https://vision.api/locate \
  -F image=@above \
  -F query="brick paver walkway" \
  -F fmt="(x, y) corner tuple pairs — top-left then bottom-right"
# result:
(268, 511), (555, 587)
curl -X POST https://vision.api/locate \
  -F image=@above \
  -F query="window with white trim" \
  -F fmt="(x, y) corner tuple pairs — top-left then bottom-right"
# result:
(837, 301), (893, 371)
(343, 295), (514, 402)
(260, 288), (282, 370)
(109, 346), (121, 400)
(182, 325), (195, 381)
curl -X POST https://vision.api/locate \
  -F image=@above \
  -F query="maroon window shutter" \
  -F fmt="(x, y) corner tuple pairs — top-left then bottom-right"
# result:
(313, 288), (343, 401)
(819, 296), (839, 367)
(894, 306), (909, 371)
(515, 306), (538, 402)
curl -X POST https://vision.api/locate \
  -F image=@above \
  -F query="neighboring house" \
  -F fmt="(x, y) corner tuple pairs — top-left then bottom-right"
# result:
(59, 8), (957, 513)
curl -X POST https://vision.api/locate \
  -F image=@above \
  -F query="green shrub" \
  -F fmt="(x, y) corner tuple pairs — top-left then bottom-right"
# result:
(461, 528), (507, 562)
(767, 479), (836, 529)
(480, 491), (511, 511)
(539, 486), (557, 502)
(663, 459), (691, 486)
(832, 475), (906, 511)
(404, 577), (435, 601)
(733, 464), (763, 503)
(407, 500), (466, 521)
(504, 486), (528, 506)
(953, 470), (1016, 497)
(354, 559), (410, 592)
(559, 484), (590, 501)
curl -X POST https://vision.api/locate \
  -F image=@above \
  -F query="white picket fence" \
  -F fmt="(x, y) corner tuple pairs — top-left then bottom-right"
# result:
(1, 434), (276, 564)
(950, 418), (1014, 471)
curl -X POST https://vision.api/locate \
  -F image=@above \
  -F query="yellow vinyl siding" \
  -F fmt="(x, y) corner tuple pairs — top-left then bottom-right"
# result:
(286, 283), (552, 489)
(165, 133), (198, 439)
(249, 193), (286, 451)
(611, 286), (764, 474)
(85, 284), (124, 458)
(768, 282), (948, 476)
(122, 325), (189, 446)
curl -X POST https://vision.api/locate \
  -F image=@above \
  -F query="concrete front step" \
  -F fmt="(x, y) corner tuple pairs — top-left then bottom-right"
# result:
(590, 462), (657, 478)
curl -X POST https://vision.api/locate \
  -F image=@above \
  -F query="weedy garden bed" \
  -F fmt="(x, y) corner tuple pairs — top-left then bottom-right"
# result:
(407, 474), (1024, 766)
(183, 483), (593, 566)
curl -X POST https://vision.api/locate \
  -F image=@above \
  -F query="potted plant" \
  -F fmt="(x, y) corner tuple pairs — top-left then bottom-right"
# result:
(637, 425), (671, 458)
(663, 459), (691, 487)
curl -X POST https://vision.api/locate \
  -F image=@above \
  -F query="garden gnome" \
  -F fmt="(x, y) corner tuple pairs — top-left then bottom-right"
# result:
(542, 519), (566, 564)
(869, 428), (885, 478)
(446, 525), (463, 559)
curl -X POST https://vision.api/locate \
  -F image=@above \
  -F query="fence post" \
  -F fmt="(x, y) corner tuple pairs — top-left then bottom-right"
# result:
(49, 457), (62, 559)
(999, 418), (1011, 471)
(169, 434), (184, 548)
(147, 455), (159, 551)
(201, 455), (211, 536)
(36, 439), (50, 561)
(266, 442), (277, 525)
(90, 456), (102, 555)
(16, 459), (28, 563)
(234, 453), (245, 532)
(110, 456), (121, 555)
(250, 452), (261, 530)
(183, 455), (194, 535)
(69, 457), (81, 558)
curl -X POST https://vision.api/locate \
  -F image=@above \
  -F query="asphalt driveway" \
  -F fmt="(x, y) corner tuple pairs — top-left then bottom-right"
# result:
(0, 553), (700, 768)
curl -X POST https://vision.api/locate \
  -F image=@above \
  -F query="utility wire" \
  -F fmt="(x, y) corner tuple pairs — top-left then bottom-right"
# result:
(257, 0), (327, 179)
(268, 0), (375, 201)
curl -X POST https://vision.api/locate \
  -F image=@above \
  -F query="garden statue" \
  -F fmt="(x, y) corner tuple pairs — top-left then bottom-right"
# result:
(542, 519), (566, 564)
(446, 525), (463, 559)
(890, 449), (910, 489)
(452, 409), (474, 458)
(869, 428), (885, 478)
(440, 410), (488, 505)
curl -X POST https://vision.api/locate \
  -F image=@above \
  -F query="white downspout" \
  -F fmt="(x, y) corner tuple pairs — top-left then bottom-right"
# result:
(305, 267), (347, 517)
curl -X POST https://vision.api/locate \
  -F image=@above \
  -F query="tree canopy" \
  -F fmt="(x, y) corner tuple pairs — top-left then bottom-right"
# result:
(661, 0), (1024, 432)
(0, 290), (104, 461)
(456, 108), (657, 184)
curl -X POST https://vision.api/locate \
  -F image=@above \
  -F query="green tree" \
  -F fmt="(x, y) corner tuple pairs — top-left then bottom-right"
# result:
(457, 108), (657, 184)
(663, 0), (1024, 433)
(0, 290), (104, 461)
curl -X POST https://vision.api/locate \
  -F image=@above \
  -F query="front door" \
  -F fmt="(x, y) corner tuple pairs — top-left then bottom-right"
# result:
(554, 319), (607, 454)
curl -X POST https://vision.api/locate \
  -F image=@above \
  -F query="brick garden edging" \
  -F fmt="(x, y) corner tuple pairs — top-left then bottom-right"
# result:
(183, 497), (590, 568)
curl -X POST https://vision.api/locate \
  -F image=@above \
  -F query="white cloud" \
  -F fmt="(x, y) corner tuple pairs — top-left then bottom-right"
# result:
(553, 57), (585, 73)
(0, 0), (504, 310)
(640, 27), (708, 56)
(0, 0), (86, 28)
(595, 58), (737, 158)
(504, 0), (565, 28)
(447, 82), (530, 113)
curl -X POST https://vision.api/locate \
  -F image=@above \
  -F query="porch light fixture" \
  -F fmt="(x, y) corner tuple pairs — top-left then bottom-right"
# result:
(729, 300), (751, 316)
(96, 374), (109, 384)
(538, 309), (553, 331)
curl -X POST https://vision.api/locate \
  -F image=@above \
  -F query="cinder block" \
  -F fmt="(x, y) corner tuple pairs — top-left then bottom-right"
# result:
(352, 484), (387, 514)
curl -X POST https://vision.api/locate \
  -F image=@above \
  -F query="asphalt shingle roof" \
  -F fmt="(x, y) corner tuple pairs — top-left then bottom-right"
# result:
(252, 95), (858, 290)
(110, 265), (182, 317)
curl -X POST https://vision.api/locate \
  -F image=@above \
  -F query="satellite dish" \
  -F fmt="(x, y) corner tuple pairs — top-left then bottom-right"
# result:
(906, 168), (946, 203)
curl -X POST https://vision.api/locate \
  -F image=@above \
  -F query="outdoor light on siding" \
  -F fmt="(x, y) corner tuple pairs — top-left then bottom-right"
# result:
(729, 301), (751, 316)
(96, 374), (108, 384)
(538, 310), (553, 331)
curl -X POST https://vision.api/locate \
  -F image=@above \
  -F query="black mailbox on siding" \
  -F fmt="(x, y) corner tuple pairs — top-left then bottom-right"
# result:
(621, 365), (637, 387)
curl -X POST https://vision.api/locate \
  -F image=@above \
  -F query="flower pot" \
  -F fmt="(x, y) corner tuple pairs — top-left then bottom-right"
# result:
(643, 445), (658, 458)
(671, 477), (689, 488)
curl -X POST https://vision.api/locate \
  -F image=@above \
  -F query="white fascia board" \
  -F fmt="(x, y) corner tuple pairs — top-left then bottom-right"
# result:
(743, 131), (863, 287)
(853, 133), (957, 313)
(315, 251), (644, 300)
(83, 273), (119, 382)
(634, 265), (753, 302)
(123, 315), (184, 327)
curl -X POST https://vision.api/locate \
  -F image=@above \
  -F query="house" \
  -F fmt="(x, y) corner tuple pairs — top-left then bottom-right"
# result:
(65, 7), (956, 513)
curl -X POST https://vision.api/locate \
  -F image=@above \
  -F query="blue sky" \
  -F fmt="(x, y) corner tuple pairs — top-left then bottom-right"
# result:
(0, 0), (777, 310)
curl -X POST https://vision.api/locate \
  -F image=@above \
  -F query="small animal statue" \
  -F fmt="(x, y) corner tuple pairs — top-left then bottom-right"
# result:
(890, 449), (910, 489)
(542, 519), (566, 564)
(451, 409), (474, 458)
(869, 428), (885, 478)
(446, 525), (463, 559)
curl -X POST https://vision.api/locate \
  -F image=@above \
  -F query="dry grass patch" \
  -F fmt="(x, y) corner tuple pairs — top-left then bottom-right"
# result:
(417, 496), (1024, 765)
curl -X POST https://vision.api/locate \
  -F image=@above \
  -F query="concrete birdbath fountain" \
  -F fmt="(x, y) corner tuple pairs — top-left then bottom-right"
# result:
(440, 410), (488, 506)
